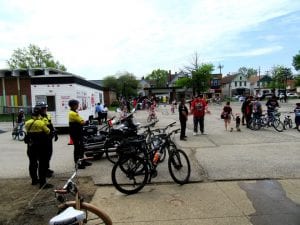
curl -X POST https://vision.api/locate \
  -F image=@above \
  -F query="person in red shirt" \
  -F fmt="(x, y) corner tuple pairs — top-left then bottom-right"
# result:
(191, 94), (210, 135)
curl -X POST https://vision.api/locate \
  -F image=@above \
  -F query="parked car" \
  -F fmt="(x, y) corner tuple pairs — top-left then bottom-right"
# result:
(287, 93), (299, 97)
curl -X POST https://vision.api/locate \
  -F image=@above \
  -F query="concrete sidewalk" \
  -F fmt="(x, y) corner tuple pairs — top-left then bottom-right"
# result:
(91, 179), (300, 225)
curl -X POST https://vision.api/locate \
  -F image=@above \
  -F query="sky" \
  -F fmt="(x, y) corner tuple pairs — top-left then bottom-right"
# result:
(0, 0), (300, 80)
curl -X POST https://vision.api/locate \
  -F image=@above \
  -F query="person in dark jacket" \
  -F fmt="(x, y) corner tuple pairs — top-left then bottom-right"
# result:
(244, 96), (254, 128)
(178, 97), (188, 140)
(241, 96), (248, 126)
(25, 106), (51, 189)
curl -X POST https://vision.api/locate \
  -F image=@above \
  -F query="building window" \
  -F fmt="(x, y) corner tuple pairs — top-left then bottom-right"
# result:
(244, 81), (246, 86)
(239, 81), (242, 86)
(240, 76), (242, 80)
(235, 81), (237, 87)
(35, 95), (56, 111)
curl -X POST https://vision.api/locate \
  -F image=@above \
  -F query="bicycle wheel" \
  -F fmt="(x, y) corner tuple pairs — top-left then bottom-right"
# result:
(12, 131), (17, 140)
(287, 119), (293, 129)
(105, 140), (121, 164)
(168, 149), (191, 184)
(60, 201), (112, 225)
(250, 118), (261, 131)
(272, 119), (284, 132)
(147, 115), (151, 123)
(111, 156), (149, 195)
(18, 131), (25, 141)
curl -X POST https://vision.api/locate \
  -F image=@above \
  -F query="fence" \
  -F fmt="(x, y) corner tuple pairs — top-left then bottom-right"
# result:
(0, 106), (33, 115)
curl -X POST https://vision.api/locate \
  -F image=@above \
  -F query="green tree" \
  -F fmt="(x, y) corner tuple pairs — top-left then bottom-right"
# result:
(292, 51), (300, 71)
(145, 69), (168, 88)
(192, 63), (214, 95)
(7, 44), (66, 71)
(118, 72), (139, 98)
(238, 67), (257, 78)
(270, 65), (293, 89)
(102, 72), (138, 98)
(294, 75), (300, 86)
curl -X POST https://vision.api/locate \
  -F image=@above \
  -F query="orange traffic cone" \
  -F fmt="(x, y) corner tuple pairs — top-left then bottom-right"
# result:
(68, 136), (73, 145)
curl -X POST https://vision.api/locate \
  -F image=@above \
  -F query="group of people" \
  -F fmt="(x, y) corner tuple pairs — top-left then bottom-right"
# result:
(95, 102), (108, 125)
(24, 102), (58, 189)
(221, 94), (300, 131)
(178, 94), (210, 141)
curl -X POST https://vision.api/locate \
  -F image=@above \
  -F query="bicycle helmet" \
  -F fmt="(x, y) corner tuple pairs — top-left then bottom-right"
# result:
(36, 102), (48, 108)
(68, 99), (79, 107)
(32, 106), (41, 116)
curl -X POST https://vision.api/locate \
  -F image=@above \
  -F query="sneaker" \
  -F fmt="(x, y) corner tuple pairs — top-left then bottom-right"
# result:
(230, 128), (233, 132)
(78, 164), (86, 169)
(82, 161), (92, 166)
(193, 132), (197, 136)
(31, 179), (39, 185)
(46, 169), (54, 178)
(180, 138), (187, 141)
(201, 132), (207, 135)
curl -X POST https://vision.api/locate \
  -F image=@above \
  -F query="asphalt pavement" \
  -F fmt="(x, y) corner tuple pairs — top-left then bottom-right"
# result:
(0, 99), (299, 224)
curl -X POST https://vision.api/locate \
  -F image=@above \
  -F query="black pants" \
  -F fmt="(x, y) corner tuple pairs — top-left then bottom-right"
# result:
(27, 144), (48, 185)
(245, 114), (252, 127)
(71, 136), (84, 164)
(180, 119), (186, 138)
(46, 139), (53, 170)
(193, 116), (204, 133)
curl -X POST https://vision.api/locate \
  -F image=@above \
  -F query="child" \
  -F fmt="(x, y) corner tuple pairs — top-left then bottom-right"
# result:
(235, 113), (241, 131)
(294, 103), (300, 129)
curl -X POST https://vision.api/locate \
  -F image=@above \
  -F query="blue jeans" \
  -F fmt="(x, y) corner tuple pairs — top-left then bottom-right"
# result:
(193, 116), (204, 133)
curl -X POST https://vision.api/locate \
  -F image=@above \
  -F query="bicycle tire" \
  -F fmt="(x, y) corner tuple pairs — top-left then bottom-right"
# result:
(287, 119), (293, 129)
(18, 131), (25, 141)
(168, 149), (191, 184)
(111, 156), (148, 195)
(250, 118), (261, 131)
(147, 116), (151, 123)
(12, 132), (17, 140)
(105, 140), (121, 164)
(272, 119), (284, 132)
(60, 201), (112, 225)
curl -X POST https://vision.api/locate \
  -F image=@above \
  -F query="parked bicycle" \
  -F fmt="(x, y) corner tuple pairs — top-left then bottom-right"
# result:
(283, 113), (293, 130)
(111, 128), (191, 195)
(49, 158), (112, 225)
(12, 122), (25, 141)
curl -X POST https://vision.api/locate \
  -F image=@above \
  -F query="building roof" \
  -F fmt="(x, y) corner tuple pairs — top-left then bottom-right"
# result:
(221, 74), (237, 84)
(248, 75), (260, 85)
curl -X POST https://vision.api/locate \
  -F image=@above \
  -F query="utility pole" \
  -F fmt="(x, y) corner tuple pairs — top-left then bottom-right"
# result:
(258, 66), (261, 94)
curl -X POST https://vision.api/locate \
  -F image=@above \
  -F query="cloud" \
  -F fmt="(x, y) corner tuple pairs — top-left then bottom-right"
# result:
(0, 0), (299, 78)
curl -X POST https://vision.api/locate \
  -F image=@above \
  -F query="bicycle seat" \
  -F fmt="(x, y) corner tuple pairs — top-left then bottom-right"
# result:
(49, 206), (85, 225)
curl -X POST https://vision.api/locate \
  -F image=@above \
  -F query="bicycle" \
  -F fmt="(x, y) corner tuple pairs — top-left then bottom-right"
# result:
(249, 110), (284, 132)
(49, 158), (112, 225)
(111, 128), (191, 195)
(12, 122), (25, 141)
(283, 113), (293, 130)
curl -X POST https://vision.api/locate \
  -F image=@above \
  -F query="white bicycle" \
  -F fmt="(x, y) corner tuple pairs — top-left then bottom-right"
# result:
(49, 158), (112, 225)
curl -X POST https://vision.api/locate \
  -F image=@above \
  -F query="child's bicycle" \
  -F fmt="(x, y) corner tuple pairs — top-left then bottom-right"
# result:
(49, 158), (112, 225)
(12, 123), (25, 141)
(283, 112), (293, 130)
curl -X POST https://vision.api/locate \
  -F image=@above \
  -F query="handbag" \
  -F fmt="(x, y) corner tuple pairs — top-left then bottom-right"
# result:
(220, 111), (225, 119)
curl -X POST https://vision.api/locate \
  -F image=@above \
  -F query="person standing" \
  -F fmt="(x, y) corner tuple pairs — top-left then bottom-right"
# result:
(25, 106), (51, 189)
(293, 102), (300, 129)
(95, 103), (101, 124)
(222, 101), (233, 131)
(241, 96), (248, 126)
(191, 94), (210, 135)
(244, 96), (253, 128)
(36, 102), (58, 178)
(178, 97), (188, 140)
(68, 99), (92, 169)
